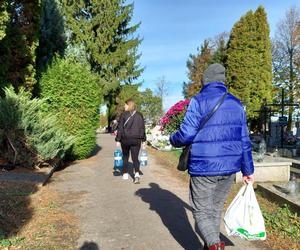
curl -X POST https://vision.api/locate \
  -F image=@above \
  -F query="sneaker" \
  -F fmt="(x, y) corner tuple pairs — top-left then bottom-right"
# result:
(134, 172), (140, 184)
(122, 173), (129, 180)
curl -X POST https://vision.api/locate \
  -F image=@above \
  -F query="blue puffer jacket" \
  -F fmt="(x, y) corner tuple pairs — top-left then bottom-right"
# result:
(170, 82), (254, 176)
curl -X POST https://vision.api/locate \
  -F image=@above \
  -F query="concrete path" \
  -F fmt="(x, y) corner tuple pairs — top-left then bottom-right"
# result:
(52, 134), (268, 250)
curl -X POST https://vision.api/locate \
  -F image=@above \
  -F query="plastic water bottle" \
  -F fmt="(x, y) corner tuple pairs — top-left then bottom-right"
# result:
(114, 148), (123, 169)
(140, 149), (148, 167)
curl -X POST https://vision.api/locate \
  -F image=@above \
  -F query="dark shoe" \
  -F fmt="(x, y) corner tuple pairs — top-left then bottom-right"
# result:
(208, 242), (225, 250)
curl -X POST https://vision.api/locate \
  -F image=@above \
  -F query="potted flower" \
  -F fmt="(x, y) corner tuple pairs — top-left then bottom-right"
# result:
(160, 99), (190, 134)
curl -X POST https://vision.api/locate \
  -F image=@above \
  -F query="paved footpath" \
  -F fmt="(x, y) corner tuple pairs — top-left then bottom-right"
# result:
(52, 134), (268, 250)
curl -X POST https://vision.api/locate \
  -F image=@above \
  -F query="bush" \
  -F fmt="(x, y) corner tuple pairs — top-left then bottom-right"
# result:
(262, 204), (300, 241)
(0, 87), (73, 166)
(39, 57), (102, 159)
(160, 100), (190, 134)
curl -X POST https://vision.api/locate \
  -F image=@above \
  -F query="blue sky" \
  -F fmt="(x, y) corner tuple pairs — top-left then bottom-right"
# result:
(130, 0), (299, 111)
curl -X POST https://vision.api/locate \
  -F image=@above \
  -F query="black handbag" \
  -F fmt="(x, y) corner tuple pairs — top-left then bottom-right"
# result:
(177, 91), (228, 171)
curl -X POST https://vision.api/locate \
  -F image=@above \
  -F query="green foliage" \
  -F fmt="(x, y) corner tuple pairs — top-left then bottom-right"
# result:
(61, 0), (142, 92)
(115, 84), (141, 116)
(262, 204), (300, 240)
(36, 0), (66, 76)
(163, 111), (186, 135)
(183, 33), (229, 99)
(211, 34), (228, 65)
(40, 57), (102, 159)
(226, 6), (273, 118)
(183, 40), (213, 99)
(160, 100), (190, 134)
(114, 86), (162, 126)
(140, 88), (162, 125)
(0, 87), (73, 166)
(0, 1), (9, 41)
(0, 1), (41, 94)
(61, 0), (143, 125)
(0, 237), (25, 248)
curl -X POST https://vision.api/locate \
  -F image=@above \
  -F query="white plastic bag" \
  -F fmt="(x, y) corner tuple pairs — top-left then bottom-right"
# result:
(223, 183), (266, 240)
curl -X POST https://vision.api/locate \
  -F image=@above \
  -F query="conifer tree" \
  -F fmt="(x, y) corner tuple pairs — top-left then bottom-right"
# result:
(183, 40), (213, 99)
(211, 33), (228, 65)
(36, 0), (66, 75)
(253, 6), (273, 110)
(0, 87), (73, 166)
(40, 57), (101, 159)
(183, 33), (229, 99)
(61, 0), (142, 123)
(226, 6), (273, 118)
(0, 1), (41, 94)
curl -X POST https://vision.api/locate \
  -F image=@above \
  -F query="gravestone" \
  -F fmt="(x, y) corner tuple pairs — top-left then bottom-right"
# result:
(268, 122), (281, 148)
(296, 121), (300, 137)
(296, 122), (300, 155)
(235, 155), (291, 183)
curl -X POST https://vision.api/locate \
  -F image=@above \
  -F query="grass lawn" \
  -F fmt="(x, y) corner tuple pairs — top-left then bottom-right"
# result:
(149, 147), (300, 250)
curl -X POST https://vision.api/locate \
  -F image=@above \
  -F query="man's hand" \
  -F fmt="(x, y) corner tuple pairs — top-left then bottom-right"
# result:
(243, 175), (254, 184)
(116, 142), (121, 147)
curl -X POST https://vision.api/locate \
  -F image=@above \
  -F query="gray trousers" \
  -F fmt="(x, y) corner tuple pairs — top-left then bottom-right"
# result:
(189, 175), (234, 247)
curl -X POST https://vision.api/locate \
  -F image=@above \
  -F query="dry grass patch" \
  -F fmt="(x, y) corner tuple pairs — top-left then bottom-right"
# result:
(148, 147), (189, 183)
(0, 181), (79, 249)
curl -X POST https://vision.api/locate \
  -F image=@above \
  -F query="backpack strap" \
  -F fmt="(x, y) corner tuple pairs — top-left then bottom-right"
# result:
(124, 111), (136, 128)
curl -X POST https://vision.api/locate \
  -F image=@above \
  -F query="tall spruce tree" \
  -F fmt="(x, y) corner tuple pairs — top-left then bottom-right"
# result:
(0, 0), (41, 94)
(253, 6), (273, 112)
(61, 0), (143, 123)
(36, 0), (66, 75)
(209, 32), (229, 65)
(183, 33), (229, 99)
(226, 6), (273, 118)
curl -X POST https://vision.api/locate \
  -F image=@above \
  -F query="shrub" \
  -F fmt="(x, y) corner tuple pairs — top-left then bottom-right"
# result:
(160, 100), (190, 134)
(262, 204), (300, 241)
(0, 87), (73, 166)
(39, 57), (102, 159)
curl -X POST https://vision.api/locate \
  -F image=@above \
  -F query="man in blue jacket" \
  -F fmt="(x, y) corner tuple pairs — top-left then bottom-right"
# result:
(170, 63), (254, 250)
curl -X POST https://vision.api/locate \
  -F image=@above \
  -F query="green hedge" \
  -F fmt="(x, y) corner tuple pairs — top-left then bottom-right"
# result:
(0, 87), (73, 166)
(39, 57), (102, 159)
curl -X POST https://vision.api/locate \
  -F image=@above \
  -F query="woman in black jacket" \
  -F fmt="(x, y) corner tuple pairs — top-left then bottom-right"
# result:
(115, 99), (146, 184)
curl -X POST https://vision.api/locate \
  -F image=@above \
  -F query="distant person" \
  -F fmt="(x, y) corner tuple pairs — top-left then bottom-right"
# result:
(115, 99), (146, 184)
(170, 63), (254, 250)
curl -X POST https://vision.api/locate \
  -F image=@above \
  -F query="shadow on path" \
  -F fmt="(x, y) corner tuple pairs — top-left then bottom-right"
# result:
(88, 144), (102, 158)
(54, 144), (102, 173)
(79, 241), (99, 250)
(135, 183), (203, 250)
(194, 223), (234, 247)
(0, 181), (41, 238)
